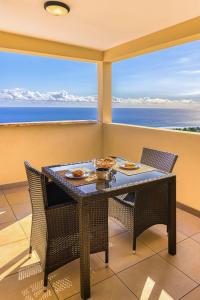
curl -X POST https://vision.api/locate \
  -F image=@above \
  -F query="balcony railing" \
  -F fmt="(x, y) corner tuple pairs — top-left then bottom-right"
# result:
(1, 121), (200, 213)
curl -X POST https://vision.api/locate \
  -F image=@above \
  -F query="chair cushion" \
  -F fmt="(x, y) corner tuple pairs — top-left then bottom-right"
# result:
(114, 192), (136, 207)
(46, 182), (75, 207)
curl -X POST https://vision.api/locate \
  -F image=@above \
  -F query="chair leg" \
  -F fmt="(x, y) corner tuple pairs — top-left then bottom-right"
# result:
(105, 248), (109, 266)
(44, 272), (48, 292)
(132, 236), (136, 254)
(105, 204), (109, 267)
(28, 246), (32, 258)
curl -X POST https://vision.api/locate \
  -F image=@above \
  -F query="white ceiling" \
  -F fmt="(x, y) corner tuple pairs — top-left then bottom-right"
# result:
(0, 0), (199, 50)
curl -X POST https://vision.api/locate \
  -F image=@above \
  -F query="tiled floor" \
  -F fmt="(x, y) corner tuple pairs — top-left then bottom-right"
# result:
(0, 186), (200, 300)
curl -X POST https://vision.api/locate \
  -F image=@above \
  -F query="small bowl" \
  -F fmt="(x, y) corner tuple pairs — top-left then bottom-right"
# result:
(96, 167), (110, 180)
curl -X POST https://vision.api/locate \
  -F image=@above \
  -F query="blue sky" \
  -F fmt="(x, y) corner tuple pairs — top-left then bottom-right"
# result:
(0, 40), (200, 100)
(0, 52), (97, 96)
(113, 40), (200, 100)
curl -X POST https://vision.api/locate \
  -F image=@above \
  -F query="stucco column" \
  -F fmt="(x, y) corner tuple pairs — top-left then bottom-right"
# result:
(98, 62), (112, 123)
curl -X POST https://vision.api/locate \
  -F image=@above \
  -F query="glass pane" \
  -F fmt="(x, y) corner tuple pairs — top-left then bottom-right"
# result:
(0, 52), (97, 123)
(112, 40), (200, 132)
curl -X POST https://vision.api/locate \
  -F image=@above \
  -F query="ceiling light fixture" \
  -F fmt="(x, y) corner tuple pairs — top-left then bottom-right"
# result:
(44, 1), (70, 16)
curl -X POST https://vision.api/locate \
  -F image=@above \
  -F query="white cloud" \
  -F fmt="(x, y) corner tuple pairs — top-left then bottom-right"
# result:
(180, 89), (200, 97)
(177, 57), (191, 64)
(0, 88), (97, 103)
(112, 96), (194, 106)
(0, 88), (198, 107)
(179, 70), (200, 75)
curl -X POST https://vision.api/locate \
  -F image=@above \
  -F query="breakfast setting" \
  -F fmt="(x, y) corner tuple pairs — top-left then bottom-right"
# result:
(62, 157), (154, 186)
(65, 157), (117, 181)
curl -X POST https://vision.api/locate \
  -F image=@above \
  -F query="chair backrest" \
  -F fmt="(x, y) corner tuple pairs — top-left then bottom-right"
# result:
(140, 148), (178, 172)
(24, 161), (47, 267)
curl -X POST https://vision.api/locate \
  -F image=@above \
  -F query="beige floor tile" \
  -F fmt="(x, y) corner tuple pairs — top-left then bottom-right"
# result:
(108, 217), (126, 237)
(11, 203), (32, 220)
(139, 226), (187, 253)
(49, 254), (113, 299)
(0, 221), (26, 246)
(118, 255), (197, 300)
(177, 209), (200, 236)
(0, 269), (57, 300)
(69, 275), (137, 300)
(98, 232), (154, 273)
(153, 224), (168, 233)
(0, 239), (40, 279)
(19, 214), (32, 237)
(160, 238), (200, 283)
(0, 206), (16, 224)
(181, 286), (200, 300)
(191, 232), (200, 244)
(4, 187), (30, 205)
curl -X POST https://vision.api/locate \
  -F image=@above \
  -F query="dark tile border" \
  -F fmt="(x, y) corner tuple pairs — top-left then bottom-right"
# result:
(177, 201), (200, 218)
(0, 181), (28, 189)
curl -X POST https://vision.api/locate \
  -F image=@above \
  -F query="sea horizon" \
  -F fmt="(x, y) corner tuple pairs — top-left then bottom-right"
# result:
(1, 106), (200, 128)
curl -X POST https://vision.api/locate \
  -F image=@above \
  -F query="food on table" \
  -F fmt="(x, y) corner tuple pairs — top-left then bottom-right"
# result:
(72, 169), (84, 177)
(95, 157), (116, 169)
(124, 161), (136, 168)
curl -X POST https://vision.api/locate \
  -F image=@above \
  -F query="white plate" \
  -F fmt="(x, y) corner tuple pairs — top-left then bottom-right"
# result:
(65, 171), (90, 179)
(119, 163), (140, 170)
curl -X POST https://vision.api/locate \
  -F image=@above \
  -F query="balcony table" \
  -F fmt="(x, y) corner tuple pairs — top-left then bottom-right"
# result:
(42, 158), (176, 300)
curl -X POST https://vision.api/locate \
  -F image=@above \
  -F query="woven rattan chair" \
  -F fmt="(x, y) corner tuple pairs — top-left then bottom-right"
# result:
(109, 148), (178, 253)
(25, 161), (108, 291)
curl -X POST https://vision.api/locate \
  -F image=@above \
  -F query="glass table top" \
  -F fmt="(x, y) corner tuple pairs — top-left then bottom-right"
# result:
(49, 159), (169, 195)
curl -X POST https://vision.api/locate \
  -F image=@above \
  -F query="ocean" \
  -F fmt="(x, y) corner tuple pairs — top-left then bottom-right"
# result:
(0, 107), (200, 128)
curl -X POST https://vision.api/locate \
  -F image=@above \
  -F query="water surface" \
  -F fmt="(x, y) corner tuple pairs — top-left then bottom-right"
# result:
(0, 107), (200, 128)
